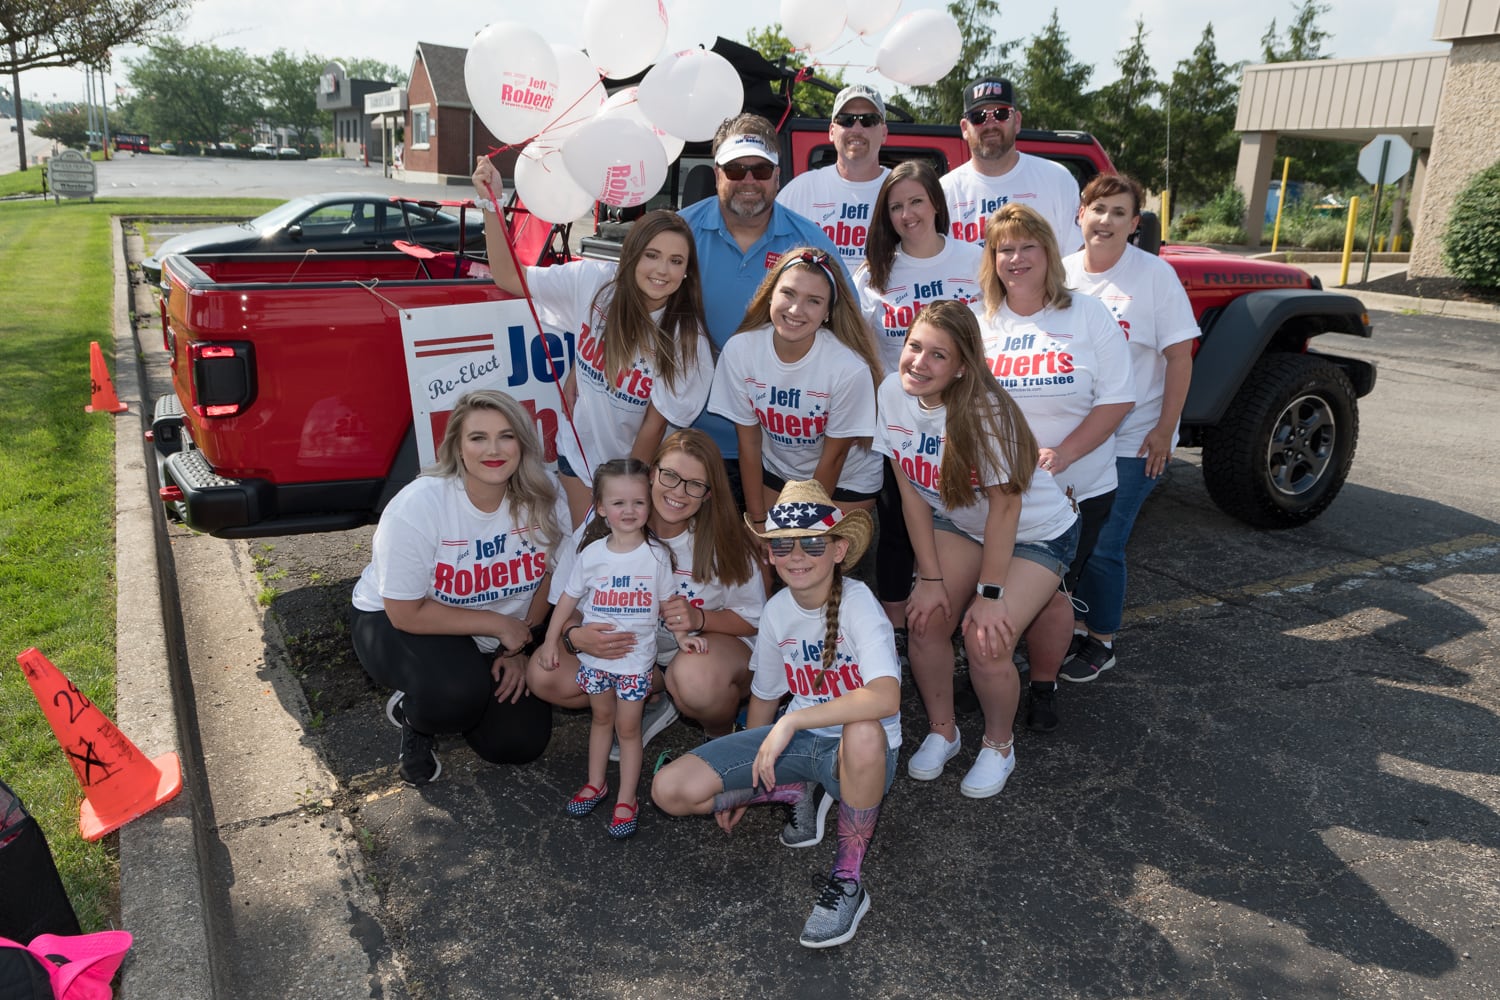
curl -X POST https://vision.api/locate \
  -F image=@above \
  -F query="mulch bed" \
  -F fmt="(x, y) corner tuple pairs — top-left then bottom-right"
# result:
(1347, 270), (1500, 305)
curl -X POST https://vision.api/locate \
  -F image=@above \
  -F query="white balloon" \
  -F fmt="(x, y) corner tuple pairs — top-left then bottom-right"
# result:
(562, 117), (669, 208)
(584, 0), (669, 78)
(845, 0), (901, 36)
(465, 22), (560, 144)
(780, 0), (847, 52)
(601, 87), (685, 165)
(665, 0), (719, 52)
(538, 46), (607, 143)
(875, 11), (963, 87)
(515, 145), (597, 224)
(636, 49), (745, 142)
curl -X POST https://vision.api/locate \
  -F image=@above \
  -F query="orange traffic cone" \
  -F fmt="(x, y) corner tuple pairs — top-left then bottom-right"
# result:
(16, 648), (182, 841)
(84, 340), (128, 414)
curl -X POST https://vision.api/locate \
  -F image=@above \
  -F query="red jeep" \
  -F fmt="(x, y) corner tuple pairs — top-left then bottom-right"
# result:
(151, 43), (1372, 536)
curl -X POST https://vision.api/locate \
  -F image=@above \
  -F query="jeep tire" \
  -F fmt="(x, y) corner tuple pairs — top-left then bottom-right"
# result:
(1201, 353), (1359, 529)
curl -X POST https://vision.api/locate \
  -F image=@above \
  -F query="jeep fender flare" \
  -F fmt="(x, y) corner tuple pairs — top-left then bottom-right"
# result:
(1182, 289), (1375, 427)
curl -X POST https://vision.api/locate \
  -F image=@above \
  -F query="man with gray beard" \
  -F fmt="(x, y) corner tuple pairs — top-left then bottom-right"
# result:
(680, 112), (846, 465)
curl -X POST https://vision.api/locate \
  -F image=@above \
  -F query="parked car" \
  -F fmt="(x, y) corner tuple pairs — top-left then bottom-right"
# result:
(249, 143), (275, 159)
(140, 192), (485, 283)
(276, 147), (300, 160)
(159, 141), (177, 154)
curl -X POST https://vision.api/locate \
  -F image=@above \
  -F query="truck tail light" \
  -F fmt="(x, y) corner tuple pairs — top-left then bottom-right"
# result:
(187, 340), (256, 418)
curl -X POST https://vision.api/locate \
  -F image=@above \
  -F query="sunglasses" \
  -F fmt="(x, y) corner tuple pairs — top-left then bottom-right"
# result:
(833, 112), (883, 129)
(655, 466), (709, 498)
(768, 537), (831, 558)
(720, 161), (775, 181)
(963, 107), (1014, 126)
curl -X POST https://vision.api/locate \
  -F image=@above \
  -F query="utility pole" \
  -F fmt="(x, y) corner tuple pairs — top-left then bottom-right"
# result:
(8, 41), (26, 171)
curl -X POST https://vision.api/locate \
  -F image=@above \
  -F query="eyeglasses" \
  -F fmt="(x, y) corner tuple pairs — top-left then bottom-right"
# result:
(768, 537), (830, 558)
(719, 161), (775, 181)
(833, 112), (883, 129)
(963, 107), (1014, 126)
(655, 466), (710, 498)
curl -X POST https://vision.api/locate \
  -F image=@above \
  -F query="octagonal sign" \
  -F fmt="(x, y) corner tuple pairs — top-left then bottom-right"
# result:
(1358, 134), (1413, 185)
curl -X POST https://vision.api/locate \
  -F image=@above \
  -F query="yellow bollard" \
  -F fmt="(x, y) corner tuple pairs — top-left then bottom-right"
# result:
(1338, 196), (1360, 287)
(1270, 156), (1291, 253)
(1161, 190), (1172, 240)
(1392, 234), (1402, 253)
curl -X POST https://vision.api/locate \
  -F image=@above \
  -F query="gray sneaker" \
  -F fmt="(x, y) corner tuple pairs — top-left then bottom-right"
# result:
(798, 875), (870, 949)
(780, 785), (834, 848)
(610, 694), (681, 762)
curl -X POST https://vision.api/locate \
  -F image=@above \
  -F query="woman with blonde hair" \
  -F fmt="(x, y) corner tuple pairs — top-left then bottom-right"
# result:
(708, 247), (885, 528)
(974, 203), (1134, 732)
(351, 389), (567, 785)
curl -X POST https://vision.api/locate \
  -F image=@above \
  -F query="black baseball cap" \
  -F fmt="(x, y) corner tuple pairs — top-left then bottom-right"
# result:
(963, 78), (1016, 113)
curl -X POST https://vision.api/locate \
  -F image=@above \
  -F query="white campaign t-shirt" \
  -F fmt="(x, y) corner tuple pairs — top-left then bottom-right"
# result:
(1064, 244), (1200, 456)
(708, 326), (884, 494)
(872, 373), (1077, 544)
(854, 237), (984, 374)
(550, 520), (765, 662)
(524, 259), (714, 481)
(776, 165), (890, 268)
(351, 475), (568, 653)
(941, 154), (1083, 253)
(749, 579), (902, 748)
(562, 536), (675, 676)
(975, 294), (1135, 501)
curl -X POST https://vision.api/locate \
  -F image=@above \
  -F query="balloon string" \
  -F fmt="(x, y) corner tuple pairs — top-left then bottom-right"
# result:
(482, 177), (590, 473)
(776, 66), (816, 132)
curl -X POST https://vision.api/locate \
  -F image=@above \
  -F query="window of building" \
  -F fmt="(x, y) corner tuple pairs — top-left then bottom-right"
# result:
(412, 106), (431, 148)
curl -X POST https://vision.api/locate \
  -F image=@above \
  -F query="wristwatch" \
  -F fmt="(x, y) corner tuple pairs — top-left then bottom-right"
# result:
(562, 624), (583, 655)
(976, 582), (1005, 600)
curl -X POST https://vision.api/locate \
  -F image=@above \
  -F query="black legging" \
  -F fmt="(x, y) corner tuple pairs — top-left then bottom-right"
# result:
(352, 609), (552, 764)
(874, 461), (914, 604)
(1065, 490), (1116, 595)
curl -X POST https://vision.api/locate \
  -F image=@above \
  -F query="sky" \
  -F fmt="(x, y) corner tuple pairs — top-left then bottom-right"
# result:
(16, 0), (1444, 108)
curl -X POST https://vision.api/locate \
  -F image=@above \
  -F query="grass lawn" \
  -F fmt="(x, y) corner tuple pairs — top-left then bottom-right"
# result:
(0, 195), (276, 931)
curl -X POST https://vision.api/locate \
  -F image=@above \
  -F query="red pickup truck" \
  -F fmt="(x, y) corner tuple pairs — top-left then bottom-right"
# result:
(151, 47), (1373, 536)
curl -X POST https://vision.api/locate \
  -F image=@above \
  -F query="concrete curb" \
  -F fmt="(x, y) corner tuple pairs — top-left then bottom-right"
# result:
(109, 222), (216, 999)
(1345, 288), (1500, 323)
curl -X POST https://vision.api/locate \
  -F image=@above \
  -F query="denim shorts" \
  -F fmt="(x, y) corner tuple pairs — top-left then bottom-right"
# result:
(690, 725), (899, 801)
(932, 513), (1081, 580)
(556, 453), (580, 480)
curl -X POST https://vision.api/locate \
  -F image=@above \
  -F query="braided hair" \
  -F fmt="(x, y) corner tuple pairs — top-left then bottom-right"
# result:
(814, 562), (845, 695)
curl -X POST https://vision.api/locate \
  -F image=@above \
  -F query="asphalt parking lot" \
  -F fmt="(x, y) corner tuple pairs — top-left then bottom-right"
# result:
(130, 262), (1500, 1000)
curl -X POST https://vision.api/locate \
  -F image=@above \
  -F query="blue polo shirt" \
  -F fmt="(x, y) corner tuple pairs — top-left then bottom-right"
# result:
(680, 195), (850, 459)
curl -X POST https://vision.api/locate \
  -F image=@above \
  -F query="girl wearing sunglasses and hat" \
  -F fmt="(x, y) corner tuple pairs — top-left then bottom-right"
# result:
(707, 247), (886, 528)
(651, 480), (900, 950)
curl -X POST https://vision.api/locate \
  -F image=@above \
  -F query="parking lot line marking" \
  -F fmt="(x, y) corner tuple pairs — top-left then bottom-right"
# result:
(1124, 533), (1500, 626)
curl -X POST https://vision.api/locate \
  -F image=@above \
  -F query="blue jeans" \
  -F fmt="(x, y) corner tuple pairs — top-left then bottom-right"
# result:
(1073, 457), (1160, 635)
(690, 725), (899, 801)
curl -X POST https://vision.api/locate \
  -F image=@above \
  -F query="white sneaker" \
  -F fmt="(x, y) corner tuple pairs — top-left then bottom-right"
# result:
(959, 744), (1016, 798)
(907, 731), (961, 781)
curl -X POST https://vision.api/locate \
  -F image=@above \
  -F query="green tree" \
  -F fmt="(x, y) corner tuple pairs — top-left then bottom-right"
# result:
(126, 38), (262, 144)
(1259, 1), (1358, 189)
(340, 57), (404, 84)
(904, 0), (1016, 124)
(743, 24), (846, 117)
(259, 48), (324, 141)
(0, 0), (190, 74)
(33, 103), (86, 146)
(1091, 17), (1165, 191)
(1013, 9), (1092, 131)
(1166, 24), (1241, 209)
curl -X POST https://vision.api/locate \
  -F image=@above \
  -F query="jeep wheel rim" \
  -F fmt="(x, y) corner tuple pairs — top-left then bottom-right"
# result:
(1267, 392), (1335, 497)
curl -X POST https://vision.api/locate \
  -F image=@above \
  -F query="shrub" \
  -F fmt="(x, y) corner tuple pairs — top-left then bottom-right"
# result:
(1183, 223), (1247, 245)
(1203, 184), (1248, 229)
(1441, 160), (1500, 289)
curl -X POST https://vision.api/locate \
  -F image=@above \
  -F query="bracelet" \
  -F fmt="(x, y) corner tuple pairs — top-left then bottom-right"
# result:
(474, 196), (498, 214)
(688, 606), (706, 637)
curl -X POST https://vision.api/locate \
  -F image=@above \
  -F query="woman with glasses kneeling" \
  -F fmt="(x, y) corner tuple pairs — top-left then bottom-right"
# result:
(526, 430), (763, 746)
